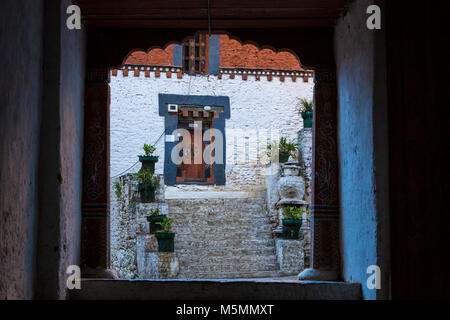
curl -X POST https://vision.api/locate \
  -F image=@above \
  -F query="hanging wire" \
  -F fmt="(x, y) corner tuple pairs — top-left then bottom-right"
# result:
(208, 0), (211, 37)
(110, 161), (140, 179)
(111, 125), (169, 179)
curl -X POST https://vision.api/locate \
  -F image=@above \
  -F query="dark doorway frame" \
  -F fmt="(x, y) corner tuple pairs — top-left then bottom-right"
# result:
(80, 29), (341, 281)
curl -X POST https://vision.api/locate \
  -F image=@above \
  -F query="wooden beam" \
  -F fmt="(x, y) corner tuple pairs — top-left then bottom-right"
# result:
(74, 0), (351, 9)
(82, 18), (338, 29)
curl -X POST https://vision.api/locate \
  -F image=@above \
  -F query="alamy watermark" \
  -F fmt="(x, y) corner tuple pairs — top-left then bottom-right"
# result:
(66, 265), (81, 290)
(166, 122), (284, 176)
(366, 265), (381, 290)
(66, 5), (81, 30)
(366, 5), (381, 30)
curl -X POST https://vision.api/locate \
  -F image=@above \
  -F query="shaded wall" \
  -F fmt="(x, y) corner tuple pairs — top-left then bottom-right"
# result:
(0, 0), (44, 299)
(35, 0), (85, 299)
(0, 0), (85, 299)
(386, 0), (450, 299)
(334, 0), (389, 300)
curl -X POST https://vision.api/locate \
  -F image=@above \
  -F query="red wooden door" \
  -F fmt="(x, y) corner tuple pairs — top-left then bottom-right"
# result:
(181, 128), (204, 179)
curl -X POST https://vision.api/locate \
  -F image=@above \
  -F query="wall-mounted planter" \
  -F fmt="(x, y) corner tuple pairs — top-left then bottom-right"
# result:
(301, 111), (313, 128)
(147, 215), (165, 234)
(138, 183), (156, 202)
(282, 219), (303, 239)
(138, 155), (159, 174)
(155, 232), (175, 252)
(279, 153), (290, 163)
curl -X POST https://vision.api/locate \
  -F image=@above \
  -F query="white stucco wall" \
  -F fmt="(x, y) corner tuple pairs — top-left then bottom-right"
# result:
(110, 71), (314, 193)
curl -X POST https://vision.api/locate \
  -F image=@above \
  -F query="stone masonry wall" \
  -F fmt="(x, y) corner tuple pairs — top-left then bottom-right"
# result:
(110, 173), (167, 278)
(265, 128), (313, 274)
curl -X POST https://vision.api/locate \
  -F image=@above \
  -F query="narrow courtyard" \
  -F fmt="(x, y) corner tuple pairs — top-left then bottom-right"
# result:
(109, 34), (314, 279)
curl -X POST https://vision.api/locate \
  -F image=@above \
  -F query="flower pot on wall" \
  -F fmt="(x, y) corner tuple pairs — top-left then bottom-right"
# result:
(279, 153), (290, 163)
(301, 111), (313, 128)
(138, 156), (159, 174)
(282, 219), (303, 239)
(155, 232), (175, 252)
(147, 215), (165, 234)
(138, 183), (156, 202)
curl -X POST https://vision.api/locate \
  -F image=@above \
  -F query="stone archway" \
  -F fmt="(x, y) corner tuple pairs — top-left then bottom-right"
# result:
(80, 29), (340, 281)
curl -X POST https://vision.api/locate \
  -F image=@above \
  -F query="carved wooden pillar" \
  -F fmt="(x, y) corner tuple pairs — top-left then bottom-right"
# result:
(81, 67), (117, 278)
(298, 67), (340, 281)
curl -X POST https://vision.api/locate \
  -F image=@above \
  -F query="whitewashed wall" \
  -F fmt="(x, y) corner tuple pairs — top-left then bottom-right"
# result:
(110, 71), (314, 193)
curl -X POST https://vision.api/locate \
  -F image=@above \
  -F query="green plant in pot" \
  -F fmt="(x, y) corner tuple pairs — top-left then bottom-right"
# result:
(136, 169), (158, 203)
(112, 181), (122, 198)
(139, 144), (159, 174)
(298, 98), (313, 128)
(267, 137), (298, 163)
(281, 206), (306, 239)
(155, 216), (175, 252)
(146, 208), (165, 234)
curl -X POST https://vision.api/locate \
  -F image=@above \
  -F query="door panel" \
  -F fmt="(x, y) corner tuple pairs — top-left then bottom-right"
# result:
(176, 111), (213, 183)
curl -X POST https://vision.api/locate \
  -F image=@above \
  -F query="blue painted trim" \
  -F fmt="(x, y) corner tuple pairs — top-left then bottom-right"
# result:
(159, 94), (230, 186)
(213, 114), (226, 185)
(173, 44), (183, 67)
(164, 114), (179, 185)
(208, 35), (220, 75)
(159, 94), (230, 118)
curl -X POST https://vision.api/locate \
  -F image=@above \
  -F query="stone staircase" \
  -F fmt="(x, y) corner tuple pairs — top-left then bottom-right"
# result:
(168, 194), (282, 279)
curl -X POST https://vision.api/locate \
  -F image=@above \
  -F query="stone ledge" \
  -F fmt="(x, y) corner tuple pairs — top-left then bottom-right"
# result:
(165, 190), (263, 199)
(70, 279), (361, 300)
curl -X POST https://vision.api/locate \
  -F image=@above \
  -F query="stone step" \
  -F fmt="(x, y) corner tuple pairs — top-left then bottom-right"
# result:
(174, 246), (276, 257)
(172, 225), (274, 237)
(178, 262), (280, 274)
(170, 210), (271, 219)
(174, 235), (274, 246)
(171, 217), (273, 228)
(176, 255), (279, 269)
(174, 248), (277, 259)
(70, 279), (362, 300)
(167, 200), (267, 214)
(171, 211), (272, 221)
(174, 238), (276, 249)
(167, 197), (267, 206)
(173, 230), (274, 239)
(176, 270), (282, 279)
(164, 196), (280, 279)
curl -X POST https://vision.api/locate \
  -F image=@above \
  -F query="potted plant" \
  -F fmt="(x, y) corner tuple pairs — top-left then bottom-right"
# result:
(155, 216), (175, 252)
(146, 208), (165, 234)
(267, 137), (298, 163)
(298, 98), (313, 128)
(136, 168), (158, 203)
(112, 181), (122, 198)
(281, 206), (305, 239)
(139, 144), (159, 174)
